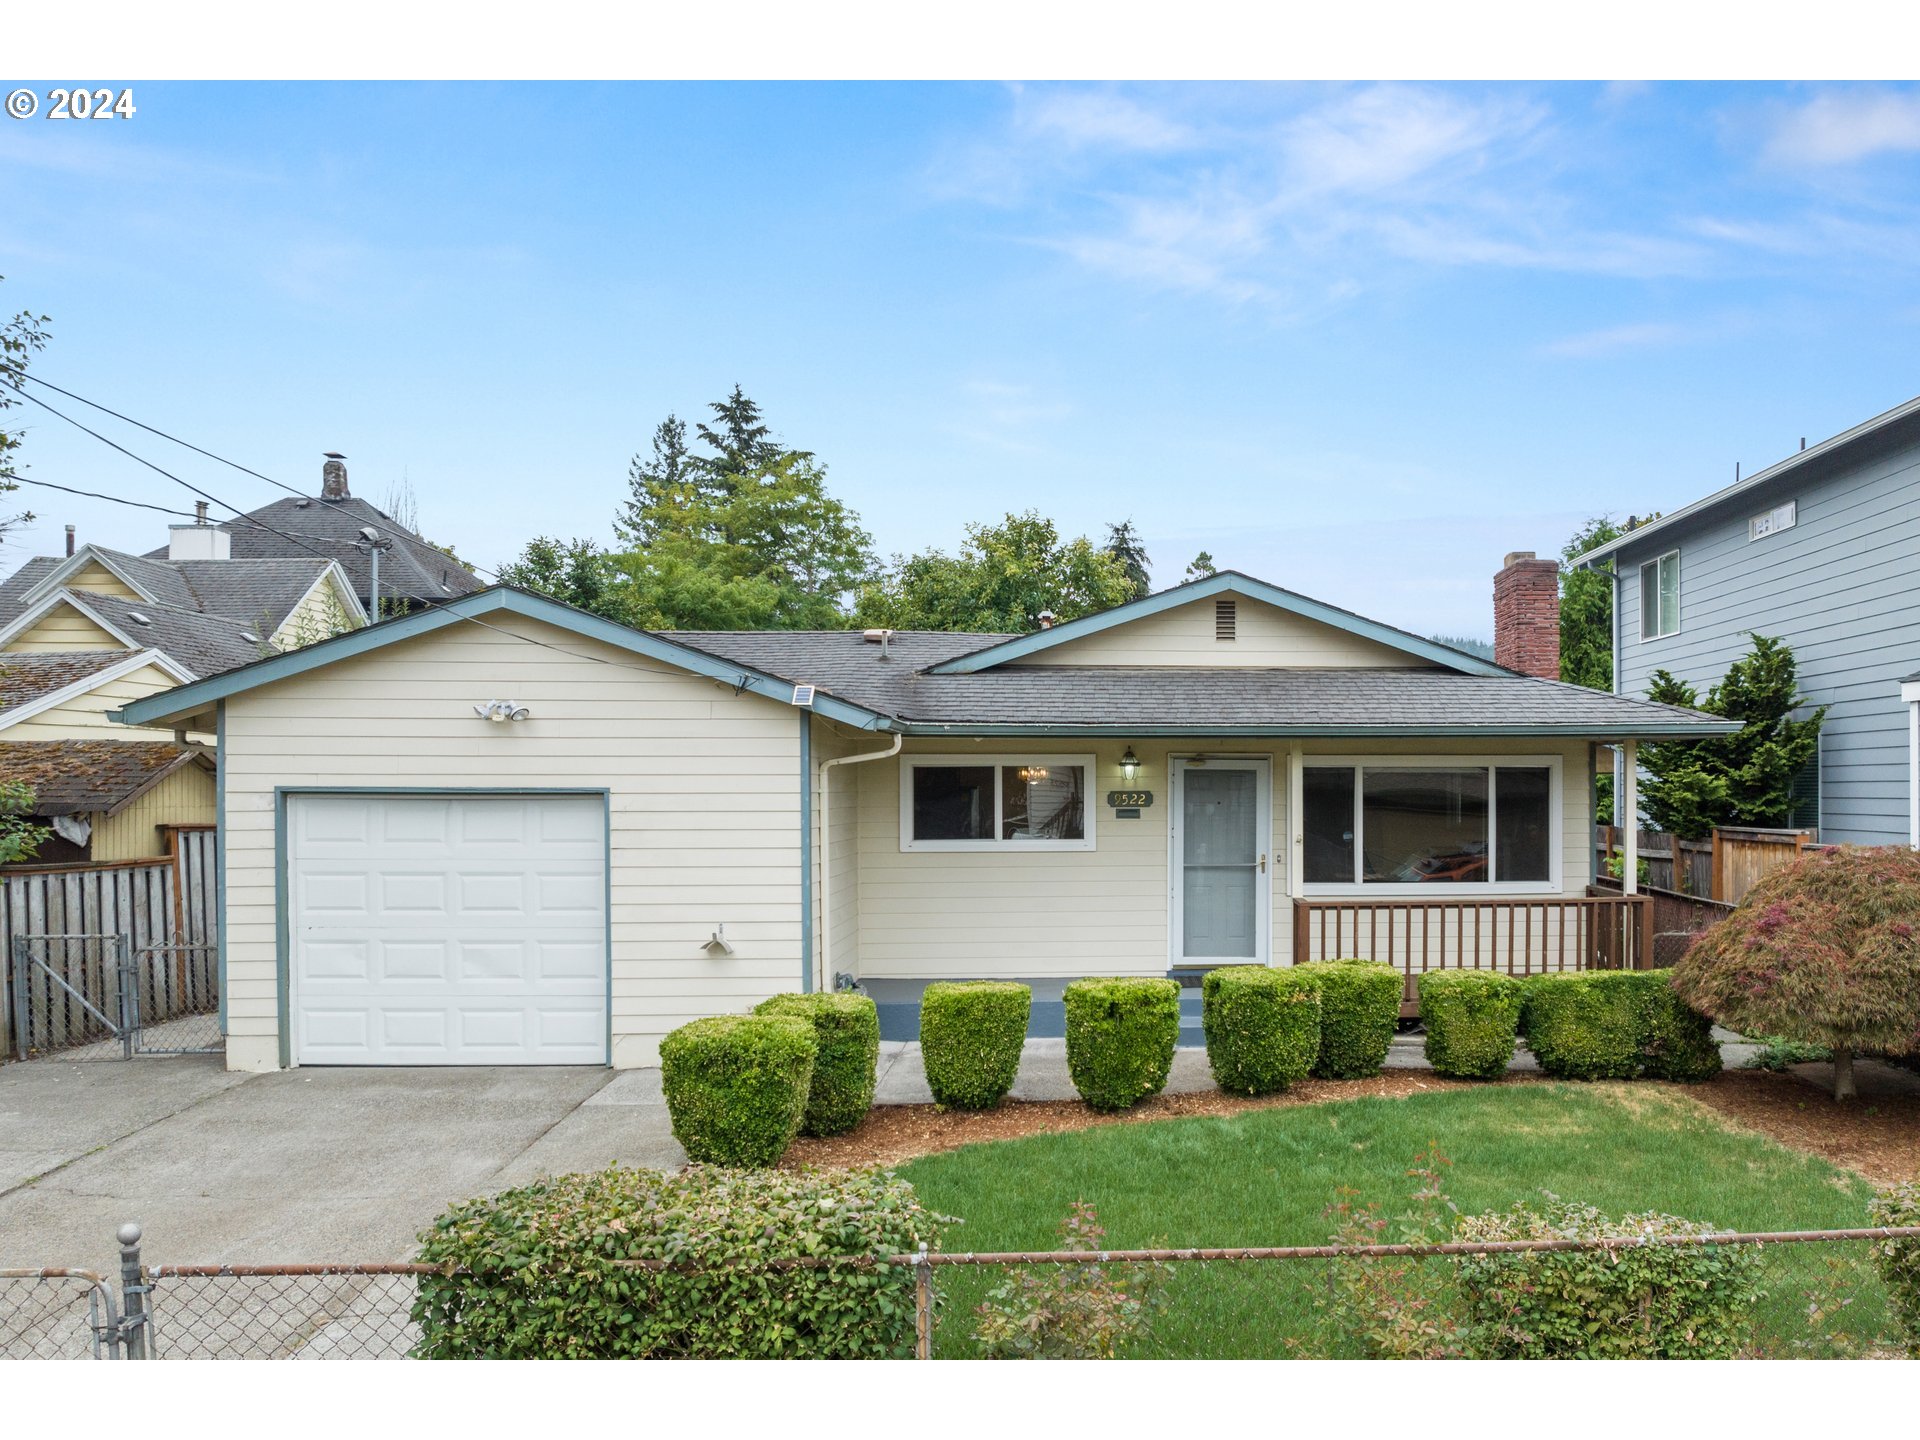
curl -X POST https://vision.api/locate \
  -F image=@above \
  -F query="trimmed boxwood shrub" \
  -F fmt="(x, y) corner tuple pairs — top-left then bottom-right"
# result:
(919, 981), (1030, 1110)
(413, 1164), (940, 1358)
(1418, 971), (1523, 1080)
(1202, 966), (1321, 1095)
(659, 1014), (815, 1166)
(1522, 970), (1722, 1082)
(1063, 977), (1181, 1112)
(1300, 959), (1403, 1079)
(753, 991), (880, 1136)
(1454, 1201), (1763, 1358)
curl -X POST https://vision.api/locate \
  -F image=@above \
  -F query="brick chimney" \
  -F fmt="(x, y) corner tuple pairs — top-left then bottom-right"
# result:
(1493, 550), (1560, 680)
(321, 452), (350, 501)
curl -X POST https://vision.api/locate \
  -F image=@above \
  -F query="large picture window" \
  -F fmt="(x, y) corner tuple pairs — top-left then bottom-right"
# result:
(902, 755), (1095, 851)
(1639, 550), (1680, 640)
(1302, 759), (1558, 891)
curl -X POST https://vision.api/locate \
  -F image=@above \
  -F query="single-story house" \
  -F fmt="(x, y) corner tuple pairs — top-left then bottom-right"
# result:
(115, 564), (1736, 1072)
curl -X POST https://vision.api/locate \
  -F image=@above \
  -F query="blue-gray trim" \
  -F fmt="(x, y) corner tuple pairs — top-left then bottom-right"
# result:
(923, 571), (1515, 677)
(215, 700), (227, 1037)
(273, 786), (614, 1069)
(114, 586), (896, 734)
(860, 977), (1209, 1046)
(891, 720), (1740, 739)
(799, 712), (814, 994)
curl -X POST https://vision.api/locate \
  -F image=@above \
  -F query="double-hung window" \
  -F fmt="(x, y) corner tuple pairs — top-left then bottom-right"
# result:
(1302, 758), (1559, 892)
(1639, 550), (1680, 640)
(901, 754), (1095, 851)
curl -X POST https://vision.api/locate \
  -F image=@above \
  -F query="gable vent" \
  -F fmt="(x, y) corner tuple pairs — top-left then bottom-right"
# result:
(1214, 598), (1236, 641)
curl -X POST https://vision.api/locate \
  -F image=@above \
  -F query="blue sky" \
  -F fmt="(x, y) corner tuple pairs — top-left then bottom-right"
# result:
(3, 80), (1919, 638)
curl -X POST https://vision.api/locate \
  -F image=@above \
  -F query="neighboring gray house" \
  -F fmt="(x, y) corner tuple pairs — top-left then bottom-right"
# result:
(1579, 392), (1920, 846)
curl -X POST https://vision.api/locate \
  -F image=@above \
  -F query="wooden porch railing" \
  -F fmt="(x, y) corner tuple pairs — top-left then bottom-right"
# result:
(1291, 894), (1655, 1014)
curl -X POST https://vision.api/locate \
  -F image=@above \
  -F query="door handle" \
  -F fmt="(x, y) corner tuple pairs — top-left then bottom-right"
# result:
(1260, 853), (1267, 873)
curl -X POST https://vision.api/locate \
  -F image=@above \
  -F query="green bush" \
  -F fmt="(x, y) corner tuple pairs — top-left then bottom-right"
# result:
(1522, 970), (1721, 1082)
(1418, 972), (1523, 1080)
(1201, 966), (1321, 1095)
(972, 1201), (1170, 1358)
(659, 1014), (815, 1166)
(919, 981), (1031, 1110)
(1063, 977), (1180, 1112)
(1299, 959), (1403, 1079)
(753, 991), (880, 1136)
(1454, 1200), (1764, 1358)
(1871, 1181), (1920, 1358)
(413, 1165), (939, 1358)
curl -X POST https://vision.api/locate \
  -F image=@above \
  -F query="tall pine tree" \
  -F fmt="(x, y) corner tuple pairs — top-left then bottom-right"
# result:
(1103, 519), (1152, 600)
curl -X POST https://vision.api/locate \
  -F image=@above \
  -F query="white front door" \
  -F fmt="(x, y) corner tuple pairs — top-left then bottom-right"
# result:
(1170, 758), (1272, 967)
(288, 793), (608, 1065)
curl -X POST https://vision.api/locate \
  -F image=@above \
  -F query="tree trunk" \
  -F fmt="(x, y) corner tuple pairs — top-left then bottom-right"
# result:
(1832, 1047), (1856, 1102)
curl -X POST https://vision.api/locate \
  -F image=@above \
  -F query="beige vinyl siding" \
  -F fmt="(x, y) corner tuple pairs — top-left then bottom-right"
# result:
(808, 723), (870, 987)
(269, 575), (362, 652)
(220, 611), (805, 1071)
(853, 736), (1591, 979)
(6, 605), (126, 652)
(4, 664), (189, 739)
(1009, 596), (1429, 668)
(91, 764), (216, 861)
(66, 563), (140, 599)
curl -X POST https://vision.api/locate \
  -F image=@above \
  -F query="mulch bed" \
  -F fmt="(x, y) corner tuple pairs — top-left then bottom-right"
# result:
(1680, 1069), (1920, 1185)
(783, 1070), (1526, 1171)
(783, 1065), (1920, 1185)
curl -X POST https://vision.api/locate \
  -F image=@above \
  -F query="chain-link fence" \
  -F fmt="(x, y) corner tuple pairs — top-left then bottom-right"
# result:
(3, 1224), (1915, 1359)
(6, 936), (219, 1061)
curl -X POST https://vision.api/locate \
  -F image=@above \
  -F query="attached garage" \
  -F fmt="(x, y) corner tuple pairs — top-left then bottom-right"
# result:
(287, 792), (609, 1065)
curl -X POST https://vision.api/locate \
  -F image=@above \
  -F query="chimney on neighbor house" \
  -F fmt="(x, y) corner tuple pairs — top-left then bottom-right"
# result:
(65, 524), (75, 557)
(321, 452), (350, 501)
(1493, 550), (1560, 680)
(167, 496), (231, 561)
(1037, 610), (1057, 630)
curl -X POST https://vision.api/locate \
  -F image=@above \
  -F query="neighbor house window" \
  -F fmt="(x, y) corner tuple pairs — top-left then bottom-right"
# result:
(1639, 551), (1680, 640)
(1749, 500), (1797, 541)
(902, 755), (1095, 851)
(1301, 760), (1558, 890)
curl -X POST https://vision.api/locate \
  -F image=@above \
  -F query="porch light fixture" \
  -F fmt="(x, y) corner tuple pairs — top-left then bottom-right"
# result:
(474, 700), (532, 723)
(1120, 747), (1141, 783)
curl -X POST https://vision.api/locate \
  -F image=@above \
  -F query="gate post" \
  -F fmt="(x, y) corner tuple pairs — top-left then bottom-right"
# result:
(10, 936), (26, 1062)
(913, 1243), (933, 1359)
(117, 937), (137, 1061)
(117, 1222), (150, 1359)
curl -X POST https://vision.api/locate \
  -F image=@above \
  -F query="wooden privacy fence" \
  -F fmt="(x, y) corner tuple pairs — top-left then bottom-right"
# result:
(1291, 894), (1654, 1014)
(0, 826), (218, 1056)
(1594, 825), (1814, 904)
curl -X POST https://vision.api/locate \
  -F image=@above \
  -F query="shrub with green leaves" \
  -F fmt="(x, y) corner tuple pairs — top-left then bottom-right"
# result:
(1522, 970), (1721, 1082)
(919, 981), (1031, 1110)
(972, 1201), (1170, 1358)
(1202, 966), (1321, 1095)
(1871, 1181), (1920, 1358)
(413, 1165), (940, 1358)
(1063, 977), (1180, 1112)
(1300, 959), (1403, 1079)
(659, 1014), (815, 1166)
(753, 991), (880, 1136)
(1454, 1200), (1764, 1358)
(1418, 971), (1523, 1080)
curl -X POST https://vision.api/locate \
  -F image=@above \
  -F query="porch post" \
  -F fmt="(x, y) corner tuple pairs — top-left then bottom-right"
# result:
(1621, 741), (1638, 897)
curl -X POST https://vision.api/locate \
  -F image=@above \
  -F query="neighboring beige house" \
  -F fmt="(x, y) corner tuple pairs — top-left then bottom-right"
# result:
(118, 567), (1735, 1074)
(0, 522), (366, 863)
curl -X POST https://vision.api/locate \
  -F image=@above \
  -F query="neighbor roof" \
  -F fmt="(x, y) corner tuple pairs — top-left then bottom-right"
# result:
(60, 591), (270, 678)
(0, 739), (205, 815)
(176, 499), (487, 608)
(0, 544), (347, 637)
(0, 651), (130, 712)
(118, 585), (1740, 741)
(1576, 390), (1920, 568)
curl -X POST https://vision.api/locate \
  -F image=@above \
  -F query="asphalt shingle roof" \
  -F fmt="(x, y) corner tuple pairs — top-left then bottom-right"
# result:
(0, 651), (136, 713)
(169, 558), (333, 633)
(70, 591), (269, 678)
(0, 557), (63, 625)
(666, 629), (1731, 735)
(0, 739), (200, 815)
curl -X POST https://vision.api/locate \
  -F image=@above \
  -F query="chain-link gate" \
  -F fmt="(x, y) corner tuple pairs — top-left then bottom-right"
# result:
(8, 934), (220, 1061)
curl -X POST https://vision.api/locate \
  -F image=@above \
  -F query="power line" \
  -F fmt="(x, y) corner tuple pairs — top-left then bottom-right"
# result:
(12, 476), (201, 518)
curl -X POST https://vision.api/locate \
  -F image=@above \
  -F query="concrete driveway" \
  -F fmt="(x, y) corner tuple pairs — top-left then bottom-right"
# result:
(0, 1058), (684, 1273)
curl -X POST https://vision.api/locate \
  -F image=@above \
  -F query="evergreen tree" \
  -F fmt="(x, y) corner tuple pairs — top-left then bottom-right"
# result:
(1638, 634), (1826, 838)
(1103, 519), (1152, 600)
(693, 384), (805, 493)
(616, 415), (695, 544)
(1184, 551), (1217, 582)
(1559, 515), (1625, 691)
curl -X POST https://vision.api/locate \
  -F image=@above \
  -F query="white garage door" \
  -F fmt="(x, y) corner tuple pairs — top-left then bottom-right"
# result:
(288, 793), (608, 1065)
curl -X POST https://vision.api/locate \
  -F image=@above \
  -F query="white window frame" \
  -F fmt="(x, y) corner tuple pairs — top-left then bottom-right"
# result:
(1638, 550), (1681, 641)
(1299, 754), (1563, 897)
(1748, 499), (1797, 541)
(899, 753), (1098, 852)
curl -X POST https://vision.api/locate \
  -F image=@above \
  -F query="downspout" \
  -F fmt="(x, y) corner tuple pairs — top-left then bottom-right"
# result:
(817, 730), (903, 994)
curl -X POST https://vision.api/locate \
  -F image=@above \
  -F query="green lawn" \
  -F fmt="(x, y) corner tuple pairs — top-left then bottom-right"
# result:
(898, 1084), (1894, 1357)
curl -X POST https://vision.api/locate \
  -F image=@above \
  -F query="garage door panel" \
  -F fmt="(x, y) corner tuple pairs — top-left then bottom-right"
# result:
(290, 794), (608, 1066)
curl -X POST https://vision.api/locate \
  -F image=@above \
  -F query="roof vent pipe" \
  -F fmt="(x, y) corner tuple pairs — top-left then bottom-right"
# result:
(1037, 610), (1057, 630)
(862, 628), (894, 661)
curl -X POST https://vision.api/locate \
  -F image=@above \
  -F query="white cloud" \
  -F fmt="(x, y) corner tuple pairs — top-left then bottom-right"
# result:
(1540, 321), (1689, 358)
(1015, 89), (1195, 153)
(1276, 86), (1543, 198)
(1762, 89), (1920, 166)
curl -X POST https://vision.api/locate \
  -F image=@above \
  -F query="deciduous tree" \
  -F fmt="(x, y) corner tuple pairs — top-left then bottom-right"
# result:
(0, 277), (50, 541)
(1559, 515), (1624, 691)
